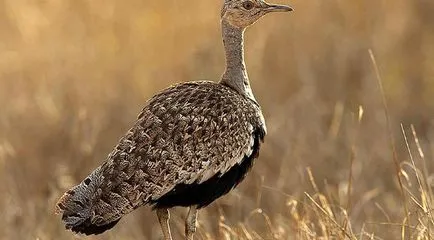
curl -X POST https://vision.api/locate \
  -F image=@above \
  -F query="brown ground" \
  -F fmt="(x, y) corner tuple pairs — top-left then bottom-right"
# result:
(0, 0), (433, 239)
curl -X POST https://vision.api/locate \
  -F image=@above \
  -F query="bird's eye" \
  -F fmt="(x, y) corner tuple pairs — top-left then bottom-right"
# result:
(242, 1), (254, 10)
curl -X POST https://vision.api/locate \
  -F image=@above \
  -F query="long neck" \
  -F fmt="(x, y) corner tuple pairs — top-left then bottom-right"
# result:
(219, 20), (256, 102)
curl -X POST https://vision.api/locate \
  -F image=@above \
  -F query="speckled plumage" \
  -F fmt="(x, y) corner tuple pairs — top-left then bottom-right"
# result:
(56, 81), (266, 234)
(56, 0), (292, 238)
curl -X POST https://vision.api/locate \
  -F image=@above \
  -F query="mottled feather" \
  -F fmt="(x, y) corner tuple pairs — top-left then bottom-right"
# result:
(55, 81), (266, 233)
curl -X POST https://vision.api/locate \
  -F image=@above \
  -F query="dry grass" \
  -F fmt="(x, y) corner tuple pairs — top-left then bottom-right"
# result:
(1, 0), (434, 239)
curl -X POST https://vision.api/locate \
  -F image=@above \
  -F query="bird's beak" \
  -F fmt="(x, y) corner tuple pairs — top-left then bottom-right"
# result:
(262, 2), (293, 12)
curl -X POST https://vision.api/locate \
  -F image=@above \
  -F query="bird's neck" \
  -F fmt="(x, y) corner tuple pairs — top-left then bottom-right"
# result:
(220, 20), (256, 102)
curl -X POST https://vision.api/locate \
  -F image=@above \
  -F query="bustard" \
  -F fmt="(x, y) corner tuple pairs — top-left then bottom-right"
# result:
(55, 0), (292, 239)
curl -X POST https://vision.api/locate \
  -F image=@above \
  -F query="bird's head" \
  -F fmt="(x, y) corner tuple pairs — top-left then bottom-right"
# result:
(221, 0), (292, 29)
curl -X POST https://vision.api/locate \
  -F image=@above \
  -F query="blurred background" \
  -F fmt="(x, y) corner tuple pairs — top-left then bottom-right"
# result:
(0, 0), (433, 239)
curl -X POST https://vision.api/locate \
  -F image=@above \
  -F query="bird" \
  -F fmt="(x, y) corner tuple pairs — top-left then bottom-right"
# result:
(55, 0), (292, 239)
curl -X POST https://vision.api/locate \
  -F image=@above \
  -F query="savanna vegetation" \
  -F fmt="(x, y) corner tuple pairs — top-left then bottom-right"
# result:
(0, 0), (433, 239)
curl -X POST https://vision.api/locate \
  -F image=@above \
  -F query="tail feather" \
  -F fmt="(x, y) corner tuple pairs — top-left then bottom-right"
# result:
(70, 218), (121, 235)
(55, 167), (122, 235)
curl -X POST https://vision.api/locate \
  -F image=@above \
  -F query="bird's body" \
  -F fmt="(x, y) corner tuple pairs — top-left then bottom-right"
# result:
(56, 1), (292, 239)
(56, 81), (265, 234)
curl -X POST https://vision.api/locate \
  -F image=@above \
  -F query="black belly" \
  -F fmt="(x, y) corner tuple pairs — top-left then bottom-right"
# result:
(152, 129), (264, 209)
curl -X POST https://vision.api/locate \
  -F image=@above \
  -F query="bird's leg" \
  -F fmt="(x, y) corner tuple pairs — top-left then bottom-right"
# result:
(157, 208), (173, 240)
(185, 205), (198, 240)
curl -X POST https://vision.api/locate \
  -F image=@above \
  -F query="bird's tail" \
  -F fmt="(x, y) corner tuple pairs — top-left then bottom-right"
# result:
(55, 167), (121, 235)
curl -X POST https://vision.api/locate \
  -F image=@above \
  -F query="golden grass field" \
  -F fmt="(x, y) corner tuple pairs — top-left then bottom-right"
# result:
(0, 0), (433, 239)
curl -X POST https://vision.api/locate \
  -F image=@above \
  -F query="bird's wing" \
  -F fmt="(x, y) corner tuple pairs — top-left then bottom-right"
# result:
(67, 81), (266, 225)
(132, 81), (265, 197)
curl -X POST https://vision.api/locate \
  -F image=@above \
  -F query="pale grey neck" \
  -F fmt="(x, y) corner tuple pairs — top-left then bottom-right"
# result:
(219, 20), (256, 102)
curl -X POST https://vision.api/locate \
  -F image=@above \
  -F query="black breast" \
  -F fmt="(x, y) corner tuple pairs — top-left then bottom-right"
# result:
(152, 128), (265, 209)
